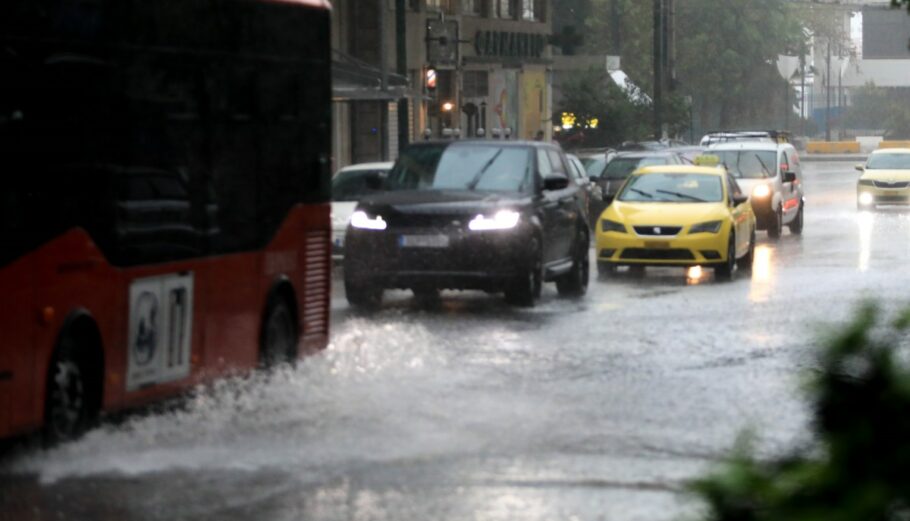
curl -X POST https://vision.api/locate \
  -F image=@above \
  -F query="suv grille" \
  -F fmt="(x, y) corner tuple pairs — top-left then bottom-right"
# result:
(873, 181), (910, 189)
(633, 225), (681, 236)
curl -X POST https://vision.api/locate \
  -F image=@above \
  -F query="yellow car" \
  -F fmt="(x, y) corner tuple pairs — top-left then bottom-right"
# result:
(595, 164), (756, 280)
(856, 148), (910, 209)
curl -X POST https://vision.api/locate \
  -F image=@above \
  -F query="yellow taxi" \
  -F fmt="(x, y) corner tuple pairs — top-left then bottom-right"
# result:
(595, 161), (756, 280)
(856, 148), (910, 209)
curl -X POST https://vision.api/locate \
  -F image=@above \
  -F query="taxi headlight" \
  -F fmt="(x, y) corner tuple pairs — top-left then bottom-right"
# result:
(601, 219), (626, 233)
(689, 220), (723, 234)
(468, 210), (520, 231)
(858, 179), (874, 186)
(350, 210), (387, 230)
(858, 192), (875, 206)
(752, 184), (771, 198)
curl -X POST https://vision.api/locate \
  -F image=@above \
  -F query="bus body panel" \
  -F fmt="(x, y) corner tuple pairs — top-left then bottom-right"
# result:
(0, 0), (331, 439)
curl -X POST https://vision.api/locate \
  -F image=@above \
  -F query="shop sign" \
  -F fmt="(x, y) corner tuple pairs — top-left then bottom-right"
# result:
(474, 31), (546, 59)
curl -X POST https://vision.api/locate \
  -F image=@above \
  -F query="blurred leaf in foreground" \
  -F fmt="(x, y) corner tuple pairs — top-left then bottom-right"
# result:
(692, 303), (910, 521)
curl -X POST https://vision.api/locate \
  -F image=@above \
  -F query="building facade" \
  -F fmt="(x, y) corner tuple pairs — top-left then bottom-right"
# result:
(331, 0), (554, 170)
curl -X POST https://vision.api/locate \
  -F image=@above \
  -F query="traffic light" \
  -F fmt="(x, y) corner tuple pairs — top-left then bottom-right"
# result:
(426, 68), (437, 92)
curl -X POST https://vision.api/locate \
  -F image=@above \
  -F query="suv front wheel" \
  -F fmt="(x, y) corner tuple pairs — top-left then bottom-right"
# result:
(505, 237), (543, 307)
(767, 205), (783, 240)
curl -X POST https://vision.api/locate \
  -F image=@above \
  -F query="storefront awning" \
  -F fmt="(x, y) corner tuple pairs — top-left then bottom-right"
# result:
(332, 50), (409, 101)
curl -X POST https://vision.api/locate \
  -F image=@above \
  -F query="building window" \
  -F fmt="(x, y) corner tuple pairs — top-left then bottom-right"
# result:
(427, 0), (455, 14)
(494, 0), (512, 19)
(521, 0), (541, 21)
(463, 71), (489, 98)
(463, 0), (484, 16)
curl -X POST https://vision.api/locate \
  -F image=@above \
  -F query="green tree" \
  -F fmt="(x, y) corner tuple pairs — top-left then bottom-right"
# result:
(556, 67), (652, 146)
(692, 303), (910, 521)
(582, 0), (805, 133)
(845, 85), (910, 138)
(674, 0), (804, 129)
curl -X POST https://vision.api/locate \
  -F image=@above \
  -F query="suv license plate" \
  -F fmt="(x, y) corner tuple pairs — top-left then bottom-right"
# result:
(399, 235), (450, 248)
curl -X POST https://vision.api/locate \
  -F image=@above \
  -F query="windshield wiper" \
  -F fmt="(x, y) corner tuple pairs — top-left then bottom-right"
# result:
(754, 153), (772, 177)
(466, 149), (504, 190)
(627, 187), (654, 199)
(656, 189), (707, 202)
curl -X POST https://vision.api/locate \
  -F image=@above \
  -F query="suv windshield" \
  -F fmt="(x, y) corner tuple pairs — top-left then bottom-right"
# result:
(618, 173), (724, 203)
(712, 150), (777, 178)
(602, 156), (669, 180)
(388, 144), (533, 192)
(867, 153), (910, 170)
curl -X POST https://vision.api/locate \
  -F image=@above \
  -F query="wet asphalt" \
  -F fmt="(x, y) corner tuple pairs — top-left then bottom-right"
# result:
(3, 161), (910, 521)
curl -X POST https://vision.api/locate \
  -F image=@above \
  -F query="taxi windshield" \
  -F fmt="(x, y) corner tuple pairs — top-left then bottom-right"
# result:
(867, 153), (910, 170)
(712, 150), (777, 179)
(618, 173), (724, 203)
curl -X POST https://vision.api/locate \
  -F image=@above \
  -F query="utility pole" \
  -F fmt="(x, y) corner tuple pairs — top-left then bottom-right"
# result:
(652, 0), (663, 139)
(396, 0), (408, 151)
(610, 0), (621, 54)
(652, 0), (673, 140)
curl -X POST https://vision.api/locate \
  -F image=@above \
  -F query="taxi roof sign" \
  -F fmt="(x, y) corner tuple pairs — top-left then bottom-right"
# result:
(693, 154), (721, 167)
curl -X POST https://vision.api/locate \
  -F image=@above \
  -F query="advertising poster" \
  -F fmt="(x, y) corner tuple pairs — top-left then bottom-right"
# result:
(490, 70), (519, 136)
(521, 70), (546, 140)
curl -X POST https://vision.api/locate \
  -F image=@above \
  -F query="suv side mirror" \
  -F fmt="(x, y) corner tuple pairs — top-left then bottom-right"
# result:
(855, 164), (865, 172)
(732, 193), (749, 206)
(782, 171), (797, 183)
(542, 174), (569, 191)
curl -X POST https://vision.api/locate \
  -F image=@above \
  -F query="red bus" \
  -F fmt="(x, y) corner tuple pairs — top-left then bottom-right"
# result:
(0, 0), (332, 442)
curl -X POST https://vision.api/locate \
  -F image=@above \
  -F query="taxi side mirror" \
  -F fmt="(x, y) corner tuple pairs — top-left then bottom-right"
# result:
(782, 171), (797, 183)
(732, 193), (749, 206)
(855, 164), (865, 172)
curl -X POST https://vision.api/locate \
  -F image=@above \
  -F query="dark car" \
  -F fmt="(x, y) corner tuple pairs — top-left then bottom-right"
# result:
(343, 140), (590, 308)
(588, 150), (685, 220)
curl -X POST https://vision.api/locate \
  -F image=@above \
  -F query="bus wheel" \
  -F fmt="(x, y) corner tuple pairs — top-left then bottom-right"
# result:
(44, 337), (94, 445)
(260, 299), (298, 369)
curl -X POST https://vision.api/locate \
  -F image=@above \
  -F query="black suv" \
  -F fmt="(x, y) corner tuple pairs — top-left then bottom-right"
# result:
(343, 140), (590, 308)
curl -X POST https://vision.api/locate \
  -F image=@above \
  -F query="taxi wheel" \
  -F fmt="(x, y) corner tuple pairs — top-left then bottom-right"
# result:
(737, 230), (755, 270)
(505, 238), (542, 307)
(768, 206), (783, 240)
(715, 235), (736, 281)
(557, 231), (589, 297)
(788, 204), (804, 235)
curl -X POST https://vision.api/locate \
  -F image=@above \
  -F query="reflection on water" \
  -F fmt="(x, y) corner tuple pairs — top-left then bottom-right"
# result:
(685, 265), (705, 285)
(858, 211), (874, 272)
(749, 244), (775, 303)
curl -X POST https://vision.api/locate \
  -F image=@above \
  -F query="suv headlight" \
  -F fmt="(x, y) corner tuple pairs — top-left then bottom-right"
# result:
(752, 184), (771, 198)
(468, 210), (520, 231)
(601, 219), (626, 233)
(689, 220), (723, 234)
(350, 210), (387, 230)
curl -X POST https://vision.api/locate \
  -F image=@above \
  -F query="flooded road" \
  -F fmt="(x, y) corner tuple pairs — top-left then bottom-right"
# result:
(4, 161), (910, 521)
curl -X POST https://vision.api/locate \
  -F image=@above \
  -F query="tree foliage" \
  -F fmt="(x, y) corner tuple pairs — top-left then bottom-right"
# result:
(692, 303), (910, 521)
(580, 0), (805, 133)
(555, 67), (653, 146)
(845, 85), (910, 139)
